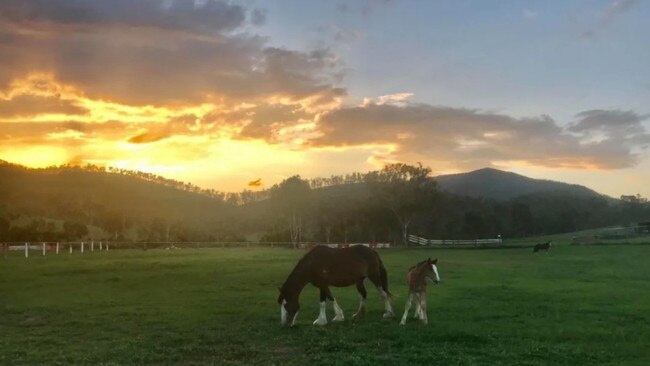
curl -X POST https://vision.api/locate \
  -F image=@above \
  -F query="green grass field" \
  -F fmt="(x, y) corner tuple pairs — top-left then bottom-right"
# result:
(2, 245), (650, 365)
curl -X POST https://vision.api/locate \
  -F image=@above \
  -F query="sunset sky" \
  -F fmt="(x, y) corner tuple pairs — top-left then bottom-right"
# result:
(1, 0), (649, 197)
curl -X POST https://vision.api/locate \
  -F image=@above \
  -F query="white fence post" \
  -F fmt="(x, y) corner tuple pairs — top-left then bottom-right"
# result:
(81, 242), (84, 254)
(69, 243), (73, 254)
(106, 243), (110, 251)
(25, 242), (29, 258)
(91, 241), (94, 252)
(42, 242), (46, 256)
(56, 242), (60, 254)
(99, 242), (103, 251)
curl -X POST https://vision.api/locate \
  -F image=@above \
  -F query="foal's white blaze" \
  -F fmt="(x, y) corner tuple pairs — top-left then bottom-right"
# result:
(280, 299), (288, 325)
(431, 264), (440, 282)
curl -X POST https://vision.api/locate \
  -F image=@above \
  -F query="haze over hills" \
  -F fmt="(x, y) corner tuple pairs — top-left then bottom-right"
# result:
(0, 160), (242, 242)
(435, 168), (609, 201)
(1, 160), (646, 243)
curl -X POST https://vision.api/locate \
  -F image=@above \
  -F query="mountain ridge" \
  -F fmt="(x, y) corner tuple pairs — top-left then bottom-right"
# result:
(435, 167), (610, 201)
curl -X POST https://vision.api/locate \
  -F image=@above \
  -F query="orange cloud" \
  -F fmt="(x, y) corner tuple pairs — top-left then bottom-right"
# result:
(128, 132), (170, 144)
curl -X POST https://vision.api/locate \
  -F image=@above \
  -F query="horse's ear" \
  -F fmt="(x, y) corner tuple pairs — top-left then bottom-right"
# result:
(427, 257), (431, 263)
(432, 258), (438, 264)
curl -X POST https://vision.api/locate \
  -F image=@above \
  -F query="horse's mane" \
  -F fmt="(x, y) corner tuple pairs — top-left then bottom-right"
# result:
(408, 259), (429, 272)
(280, 247), (322, 292)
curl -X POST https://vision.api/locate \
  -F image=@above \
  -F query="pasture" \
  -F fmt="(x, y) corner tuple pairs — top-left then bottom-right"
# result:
(1, 245), (650, 365)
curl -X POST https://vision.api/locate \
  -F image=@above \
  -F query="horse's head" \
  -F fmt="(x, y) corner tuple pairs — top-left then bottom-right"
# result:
(424, 258), (440, 284)
(277, 288), (300, 327)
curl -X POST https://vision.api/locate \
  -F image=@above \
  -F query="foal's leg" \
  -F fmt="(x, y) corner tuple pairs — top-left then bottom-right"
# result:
(412, 292), (422, 319)
(419, 291), (428, 325)
(313, 287), (329, 326)
(352, 280), (367, 319)
(324, 288), (345, 322)
(399, 293), (415, 325)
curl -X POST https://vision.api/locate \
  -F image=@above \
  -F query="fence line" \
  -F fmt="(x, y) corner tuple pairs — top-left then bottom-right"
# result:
(0, 241), (395, 259)
(408, 234), (502, 247)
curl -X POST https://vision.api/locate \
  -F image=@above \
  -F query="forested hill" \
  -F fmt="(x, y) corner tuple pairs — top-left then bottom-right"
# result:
(435, 168), (606, 201)
(1, 161), (647, 243)
(0, 161), (241, 241)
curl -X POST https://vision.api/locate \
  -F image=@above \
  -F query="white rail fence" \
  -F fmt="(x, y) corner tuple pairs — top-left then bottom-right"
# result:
(1, 241), (112, 258)
(1, 241), (394, 258)
(408, 234), (502, 247)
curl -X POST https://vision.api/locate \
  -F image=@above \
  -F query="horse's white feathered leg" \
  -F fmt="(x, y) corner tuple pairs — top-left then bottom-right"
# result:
(352, 294), (366, 319)
(377, 287), (394, 318)
(400, 293), (414, 325)
(331, 299), (345, 322)
(313, 301), (328, 326)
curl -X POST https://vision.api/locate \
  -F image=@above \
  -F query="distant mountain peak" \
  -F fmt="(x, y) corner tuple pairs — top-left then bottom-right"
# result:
(435, 167), (604, 201)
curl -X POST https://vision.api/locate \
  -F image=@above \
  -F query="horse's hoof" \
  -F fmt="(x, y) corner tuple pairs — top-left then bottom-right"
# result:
(332, 316), (345, 322)
(382, 312), (394, 319)
(399, 321), (406, 326)
(313, 318), (327, 326)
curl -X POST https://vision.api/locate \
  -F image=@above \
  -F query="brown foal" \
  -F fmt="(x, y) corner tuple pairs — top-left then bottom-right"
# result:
(400, 258), (440, 325)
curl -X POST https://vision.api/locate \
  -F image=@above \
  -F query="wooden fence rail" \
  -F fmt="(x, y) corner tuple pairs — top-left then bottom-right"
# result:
(408, 234), (502, 247)
(0, 241), (394, 259)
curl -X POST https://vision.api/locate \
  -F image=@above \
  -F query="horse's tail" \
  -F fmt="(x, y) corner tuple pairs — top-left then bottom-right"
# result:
(377, 256), (393, 299)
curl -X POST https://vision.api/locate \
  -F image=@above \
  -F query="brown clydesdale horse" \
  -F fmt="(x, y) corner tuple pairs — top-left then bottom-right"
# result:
(278, 245), (394, 327)
(400, 258), (440, 325)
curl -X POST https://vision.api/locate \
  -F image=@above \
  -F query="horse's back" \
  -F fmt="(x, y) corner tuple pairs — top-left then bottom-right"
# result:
(305, 245), (383, 287)
(348, 244), (381, 260)
(306, 244), (379, 261)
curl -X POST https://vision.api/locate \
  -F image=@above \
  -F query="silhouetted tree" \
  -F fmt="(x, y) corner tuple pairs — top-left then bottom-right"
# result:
(270, 176), (312, 248)
(367, 163), (438, 246)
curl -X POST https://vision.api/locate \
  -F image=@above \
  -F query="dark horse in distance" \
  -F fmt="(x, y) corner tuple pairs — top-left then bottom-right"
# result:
(278, 245), (394, 327)
(533, 241), (552, 253)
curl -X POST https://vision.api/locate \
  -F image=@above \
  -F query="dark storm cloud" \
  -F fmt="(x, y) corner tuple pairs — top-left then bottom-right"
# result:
(570, 110), (648, 133)
(0, 0), (346, 106)
(0, 0), (246, 34)
(569, 109), (650, 150)
(310, 103), (650, 169)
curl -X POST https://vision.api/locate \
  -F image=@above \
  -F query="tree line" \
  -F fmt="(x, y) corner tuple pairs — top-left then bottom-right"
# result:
(1, 160), (649, 243)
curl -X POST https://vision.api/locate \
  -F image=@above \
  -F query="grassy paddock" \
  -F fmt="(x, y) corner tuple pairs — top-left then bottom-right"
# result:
(1, 246), (649, 365)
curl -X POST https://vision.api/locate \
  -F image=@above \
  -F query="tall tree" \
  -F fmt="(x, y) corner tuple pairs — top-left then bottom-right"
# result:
(367, 163), (438, 246)
(270, 176), (312, 248)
